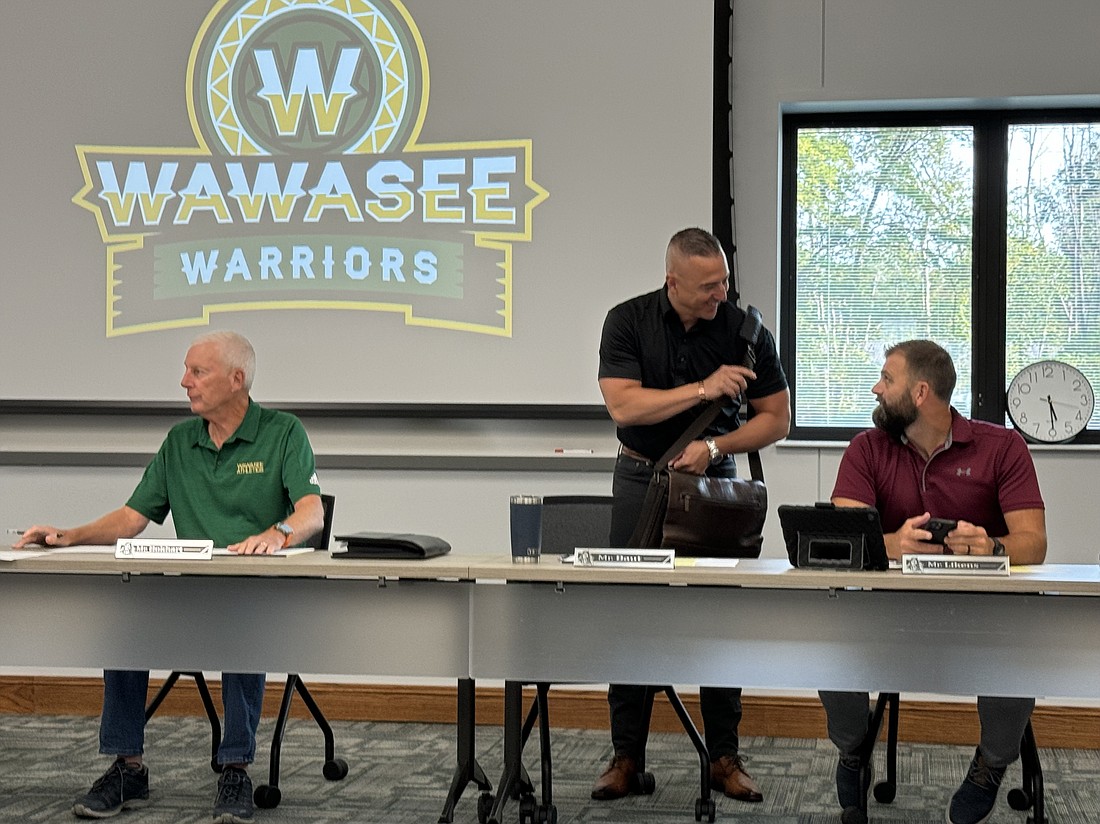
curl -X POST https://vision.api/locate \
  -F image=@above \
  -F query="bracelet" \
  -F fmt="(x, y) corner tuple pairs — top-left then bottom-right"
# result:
(697, 381), (707, 402)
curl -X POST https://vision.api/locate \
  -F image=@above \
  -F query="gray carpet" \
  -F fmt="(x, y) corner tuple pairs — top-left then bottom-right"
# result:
(0, 713), (1087, 822)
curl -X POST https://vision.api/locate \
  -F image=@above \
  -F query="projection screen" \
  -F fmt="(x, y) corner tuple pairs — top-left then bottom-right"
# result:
(0, 1), (720, 407)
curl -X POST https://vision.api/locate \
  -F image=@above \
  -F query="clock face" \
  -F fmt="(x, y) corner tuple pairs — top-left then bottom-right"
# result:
(1006, 360), (1095, 444)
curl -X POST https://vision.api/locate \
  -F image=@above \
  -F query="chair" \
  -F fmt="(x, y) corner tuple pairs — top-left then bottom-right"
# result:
(145, 493), (346, 810)
(861, 692), (1046, 824)
(538, 494), (614, 557)
(485, 496), (717, 824)
(253, 493), (347, 809)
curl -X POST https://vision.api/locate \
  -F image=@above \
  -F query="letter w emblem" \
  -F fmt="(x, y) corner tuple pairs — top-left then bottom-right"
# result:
(255, 47), (361, 137)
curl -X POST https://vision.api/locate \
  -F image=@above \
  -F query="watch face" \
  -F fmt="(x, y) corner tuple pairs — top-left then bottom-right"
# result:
(1006, 360), (1095, 443)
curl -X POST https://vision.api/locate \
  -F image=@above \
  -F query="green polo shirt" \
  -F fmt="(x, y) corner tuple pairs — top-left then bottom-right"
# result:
(127, 399), (321, 546)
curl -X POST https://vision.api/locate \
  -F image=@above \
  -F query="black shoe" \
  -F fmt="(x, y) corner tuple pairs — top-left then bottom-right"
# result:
(72, 758), (150, 819)
(947, 748), (1005, 824)
(212, 766), (255, 824)
(836, 754), (871, 824)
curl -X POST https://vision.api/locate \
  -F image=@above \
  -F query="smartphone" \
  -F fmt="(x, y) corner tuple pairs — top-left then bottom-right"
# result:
(924, 517), (958, 545)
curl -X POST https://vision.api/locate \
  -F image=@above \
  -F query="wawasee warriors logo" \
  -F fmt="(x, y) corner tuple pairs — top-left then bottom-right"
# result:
(73, 0), (548, 337)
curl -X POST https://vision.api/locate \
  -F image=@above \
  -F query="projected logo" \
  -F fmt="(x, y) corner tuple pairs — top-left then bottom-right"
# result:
(73, 0), (548, 337)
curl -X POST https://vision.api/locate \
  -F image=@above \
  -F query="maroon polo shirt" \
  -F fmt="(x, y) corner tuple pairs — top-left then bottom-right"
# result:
(832, 409), (1044, 536)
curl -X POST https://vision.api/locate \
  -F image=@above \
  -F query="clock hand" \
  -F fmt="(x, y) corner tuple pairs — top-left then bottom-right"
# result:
(1049, 398), (1089, 409)
(1047, 395), (1057, 426)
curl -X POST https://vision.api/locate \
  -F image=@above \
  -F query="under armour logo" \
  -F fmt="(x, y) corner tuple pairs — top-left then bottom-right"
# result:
(956, 467), (972, 477)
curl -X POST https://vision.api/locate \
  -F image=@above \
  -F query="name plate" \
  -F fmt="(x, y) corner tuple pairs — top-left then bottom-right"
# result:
(115, 538), (214, 560)
(901, 554), (1009, 576)
(572, 548), (675, 569)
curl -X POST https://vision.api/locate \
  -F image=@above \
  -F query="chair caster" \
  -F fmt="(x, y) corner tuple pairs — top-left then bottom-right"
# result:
(253, 783), (282, 809)
(694, 796), (717, 822)
(323, 757), (349, 780)
(476, 791), (495, 824)
(632, 770), (656, 794)
(873, 779), (896, 803)
(518, 793), (537, 824)
(1007, 788), (1032, 811)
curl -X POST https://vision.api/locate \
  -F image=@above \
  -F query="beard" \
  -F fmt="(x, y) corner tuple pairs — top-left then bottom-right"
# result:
(872, 394), (918, 440)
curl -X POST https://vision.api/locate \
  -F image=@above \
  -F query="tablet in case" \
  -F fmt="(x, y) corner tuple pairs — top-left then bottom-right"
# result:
(778, 503), (889, 571)
(333, 532), (451, 560)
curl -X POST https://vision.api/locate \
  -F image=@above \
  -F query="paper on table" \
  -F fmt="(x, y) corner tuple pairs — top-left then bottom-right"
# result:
(0, 549), (51, 562)
(212, 545), (314, 558)
(5, 545), (314, 558)
(43, 545), (115, 554)
(675, 557), (740, 568)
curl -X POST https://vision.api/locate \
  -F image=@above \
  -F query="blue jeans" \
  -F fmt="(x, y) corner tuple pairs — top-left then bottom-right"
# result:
(99, 669), (266, 765)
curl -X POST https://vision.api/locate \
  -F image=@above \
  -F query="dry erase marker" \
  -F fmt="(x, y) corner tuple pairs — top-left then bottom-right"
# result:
(554, 448), (594, 454)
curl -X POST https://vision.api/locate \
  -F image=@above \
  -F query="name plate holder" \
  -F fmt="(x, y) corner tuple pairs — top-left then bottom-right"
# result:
(901, 554), (1009, 576)
(115, 538), (214, 560)
(572, 548), (675, 569)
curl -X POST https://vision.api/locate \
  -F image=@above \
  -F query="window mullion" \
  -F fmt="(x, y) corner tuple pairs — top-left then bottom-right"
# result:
(972, 116), (1008, 424)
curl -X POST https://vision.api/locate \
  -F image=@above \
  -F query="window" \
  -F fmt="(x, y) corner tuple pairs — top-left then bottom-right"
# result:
(781, 110), (1100, 442)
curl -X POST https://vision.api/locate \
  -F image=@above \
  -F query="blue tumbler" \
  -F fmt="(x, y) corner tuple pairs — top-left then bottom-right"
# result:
(509, 495), (542, 563)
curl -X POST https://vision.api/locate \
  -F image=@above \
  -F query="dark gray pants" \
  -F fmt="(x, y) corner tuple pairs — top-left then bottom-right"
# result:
(819, 690), (1034, 769)
(607, 452), (743, 764)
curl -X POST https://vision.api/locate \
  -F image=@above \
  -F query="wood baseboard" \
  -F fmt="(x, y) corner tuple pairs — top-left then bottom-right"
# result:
(1, 676), (1097, 749)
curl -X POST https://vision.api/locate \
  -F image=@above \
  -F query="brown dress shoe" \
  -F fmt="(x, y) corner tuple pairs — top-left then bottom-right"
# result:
(710, 754), (764, 802)
(591, 755), (637, 800)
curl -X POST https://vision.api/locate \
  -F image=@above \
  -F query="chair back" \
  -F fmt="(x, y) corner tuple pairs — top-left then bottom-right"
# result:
(539, 495), (613, 556)
(306, 493), (336, 550)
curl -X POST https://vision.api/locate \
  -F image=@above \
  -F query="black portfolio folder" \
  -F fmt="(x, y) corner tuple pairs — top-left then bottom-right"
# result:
(333, 532), (451, 560)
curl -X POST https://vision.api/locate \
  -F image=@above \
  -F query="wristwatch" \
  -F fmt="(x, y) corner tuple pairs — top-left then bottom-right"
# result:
(703, 437), (722, 465)
(274, 521), (294, 547)
(990, 537), (1006, 556)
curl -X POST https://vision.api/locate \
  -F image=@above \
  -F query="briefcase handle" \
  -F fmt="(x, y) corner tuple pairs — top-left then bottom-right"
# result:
(653, 306), (765, 483)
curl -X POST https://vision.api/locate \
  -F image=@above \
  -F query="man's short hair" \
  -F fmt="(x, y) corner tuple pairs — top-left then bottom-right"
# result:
(666, 227), (724, 272)
(886, 340), (956, 402)
(192, 330), (256, 391)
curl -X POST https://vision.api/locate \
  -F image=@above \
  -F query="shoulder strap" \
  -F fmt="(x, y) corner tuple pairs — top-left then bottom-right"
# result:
(653, 305), (765, 483)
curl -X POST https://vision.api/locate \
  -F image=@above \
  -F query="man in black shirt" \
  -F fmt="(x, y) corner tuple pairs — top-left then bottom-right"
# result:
(593, 227), (790, 803)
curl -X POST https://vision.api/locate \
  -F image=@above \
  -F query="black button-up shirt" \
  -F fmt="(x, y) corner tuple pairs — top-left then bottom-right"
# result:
(598, 287), (787, 461)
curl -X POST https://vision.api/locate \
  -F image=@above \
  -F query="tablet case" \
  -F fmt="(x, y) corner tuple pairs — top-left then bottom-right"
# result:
(778, 503), (889, 570)
(333, 532), (451, 560)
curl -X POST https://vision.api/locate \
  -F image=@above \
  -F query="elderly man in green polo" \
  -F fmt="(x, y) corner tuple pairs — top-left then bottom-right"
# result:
(17, 330), (324, 824)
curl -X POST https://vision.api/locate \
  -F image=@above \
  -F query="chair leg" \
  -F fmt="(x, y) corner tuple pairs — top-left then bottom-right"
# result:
(1024, 722), (1047, 824)
(144, 672), (183, 720)
(262, 676), (298, 793)
(1008, 721), (1046, 823)
(659, 686), (715, 823)
(438, 678), (492, 824)
(254, 675), (347, 811)
(866, 692), (898, 804)
(291, 677), (341, 770)
(535, 683), (555, 814)
(145, 671), (221, 774)
(487, 681), (529, 824)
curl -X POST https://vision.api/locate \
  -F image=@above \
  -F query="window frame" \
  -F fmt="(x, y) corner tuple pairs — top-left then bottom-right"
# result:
(779, 106), (1100, 443)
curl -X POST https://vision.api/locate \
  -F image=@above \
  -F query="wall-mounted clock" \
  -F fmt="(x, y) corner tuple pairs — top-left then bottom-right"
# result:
(1006, 360), (1095, 444)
